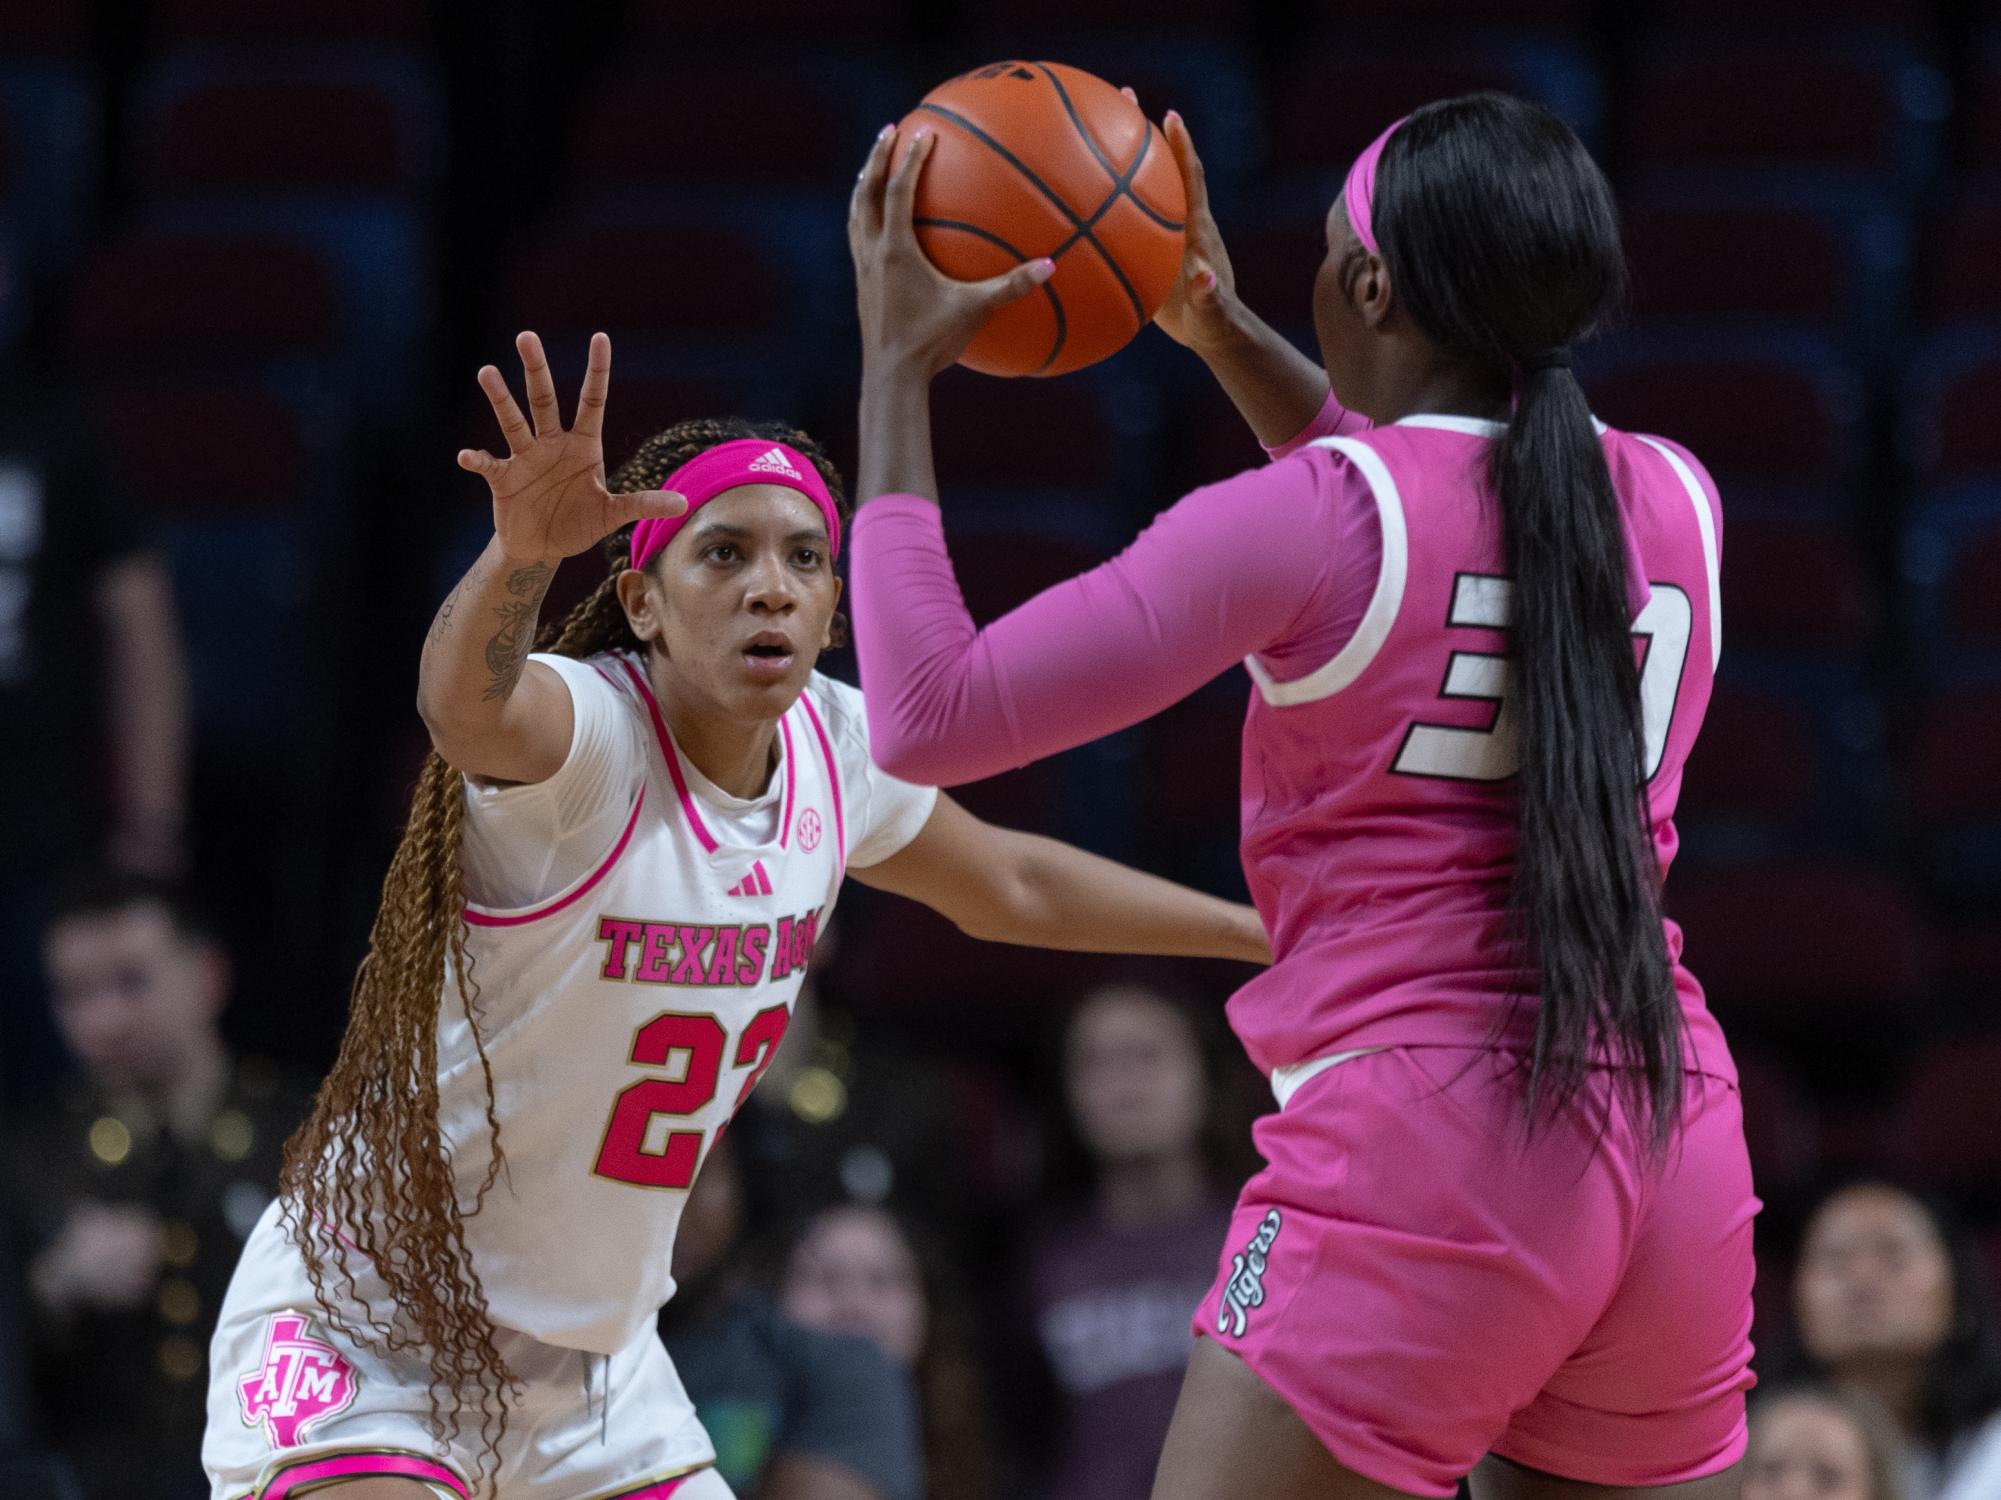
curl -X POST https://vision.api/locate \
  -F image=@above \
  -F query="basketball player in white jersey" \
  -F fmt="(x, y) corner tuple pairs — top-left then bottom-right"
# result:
(199, 332), (1269, 1500)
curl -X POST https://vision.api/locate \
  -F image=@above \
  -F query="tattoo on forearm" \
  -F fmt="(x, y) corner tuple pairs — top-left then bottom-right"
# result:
(479, 561), (555, 702)
(482, 600), (536, 701)
(505, 561), (555, 598)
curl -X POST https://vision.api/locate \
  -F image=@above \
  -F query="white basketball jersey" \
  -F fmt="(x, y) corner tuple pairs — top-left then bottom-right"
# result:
(431, 651), (935, 1353)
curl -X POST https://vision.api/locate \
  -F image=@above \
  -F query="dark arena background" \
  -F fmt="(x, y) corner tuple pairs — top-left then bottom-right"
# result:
(4, 1), (2000, 1498)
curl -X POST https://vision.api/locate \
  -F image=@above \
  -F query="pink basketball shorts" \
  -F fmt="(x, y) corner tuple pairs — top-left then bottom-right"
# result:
(1193, 1046), (1758, 1495)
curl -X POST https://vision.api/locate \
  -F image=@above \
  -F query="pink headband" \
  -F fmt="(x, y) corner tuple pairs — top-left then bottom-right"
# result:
(629, 439), (841, 572)
(1343, 116), (1408, 256)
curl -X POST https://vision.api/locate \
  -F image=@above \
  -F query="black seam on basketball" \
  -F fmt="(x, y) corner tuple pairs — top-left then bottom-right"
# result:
(1036, 63), (1121, 182)
(1045, 129), (1153, 324)
(1034, 66), (1185, 232)
(915, 101), (1143, 323)
(1125, 122), (1184, 231)
(913, 216), (1068, 373)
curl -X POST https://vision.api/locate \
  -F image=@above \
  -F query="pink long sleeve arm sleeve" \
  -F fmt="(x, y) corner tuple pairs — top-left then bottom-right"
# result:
(850, 459), (1350, 787)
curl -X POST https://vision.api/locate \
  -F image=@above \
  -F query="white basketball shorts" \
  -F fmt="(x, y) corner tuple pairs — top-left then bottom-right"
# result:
(204, 1200), (729, 1500)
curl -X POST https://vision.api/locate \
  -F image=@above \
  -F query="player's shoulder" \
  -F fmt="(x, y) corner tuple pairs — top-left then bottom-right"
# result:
(1603, 426), (1720, 498)
(800, 671), (869, 745)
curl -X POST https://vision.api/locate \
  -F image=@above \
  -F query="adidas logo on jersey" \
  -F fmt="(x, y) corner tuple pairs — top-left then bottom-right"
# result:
(747, 446), (801, 480)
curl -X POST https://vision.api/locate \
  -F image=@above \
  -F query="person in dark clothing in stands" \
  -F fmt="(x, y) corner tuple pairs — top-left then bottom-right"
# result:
(662, 1133), (924, 1500)
(7, 871), (311, 1500)
(0, 383), (190, 1108)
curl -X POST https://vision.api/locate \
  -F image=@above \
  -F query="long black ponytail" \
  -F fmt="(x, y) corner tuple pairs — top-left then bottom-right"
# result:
(1372, 94), (1681, 1145)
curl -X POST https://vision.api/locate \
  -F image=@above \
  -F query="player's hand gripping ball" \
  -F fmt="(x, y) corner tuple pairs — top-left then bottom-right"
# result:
(887, 62), (1186, 378)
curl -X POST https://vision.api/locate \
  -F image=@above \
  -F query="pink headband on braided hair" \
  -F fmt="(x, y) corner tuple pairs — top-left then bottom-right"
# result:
(629, 438), (841, 572)
(1342, 116), (1408, 256)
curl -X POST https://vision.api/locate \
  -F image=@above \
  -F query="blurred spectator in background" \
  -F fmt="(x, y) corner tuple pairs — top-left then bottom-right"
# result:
(1791, 1183), (2001, 1500)
(6, 870), (311, 1500)
(0, 371), (190, 1107)
(1006, 981), (1237, 1500)
(1744, 1385), (1908, 1500)
(662, 1135), (923, 1500)
(782, 1202), (996, 1500)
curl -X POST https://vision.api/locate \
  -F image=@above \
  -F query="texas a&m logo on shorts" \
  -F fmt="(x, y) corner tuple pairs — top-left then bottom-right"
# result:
(1217, 1209), (1284, 1338)
(238, 1309), (358, 1447)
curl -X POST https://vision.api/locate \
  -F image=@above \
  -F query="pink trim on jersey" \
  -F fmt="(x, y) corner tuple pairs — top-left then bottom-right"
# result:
(608, 1474), (698, 1499)
(618, 655), (721, 854)
(462, 784), (648, 928)
(798, 695), (846, 871)
(259, 1451), (467, 1500)
(616, 653), (800, 857)
(778, 714), (798, 846)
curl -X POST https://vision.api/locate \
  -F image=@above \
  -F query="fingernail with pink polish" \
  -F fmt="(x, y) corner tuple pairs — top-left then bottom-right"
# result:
(1029, 258), (1057, 282)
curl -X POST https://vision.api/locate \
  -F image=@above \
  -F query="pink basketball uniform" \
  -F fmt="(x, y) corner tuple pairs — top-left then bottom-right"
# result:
(850, 401), (1756, 1492)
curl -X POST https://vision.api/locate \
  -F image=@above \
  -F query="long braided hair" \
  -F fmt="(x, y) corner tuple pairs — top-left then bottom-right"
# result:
(278, 417), (849, 1485)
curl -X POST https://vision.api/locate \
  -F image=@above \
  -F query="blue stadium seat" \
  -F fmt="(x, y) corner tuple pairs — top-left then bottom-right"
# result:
(1584, 329), (1869, 508)
(0, 59), (98, 275)
(1267, 33), (1604, 173)
(1620, 178), (1911, 357)
(629, 0), (900, 44)
(132, 46), (446, 419)
(1678, 655), (1884, 858)
(1666, 856), (1931, 1020)
(572, 52), (903, 195)
(88, 369), (347, 753)
(68, 226), (340, 371)
(1901, 485), (2001, 672)
(1922, 188), (2001, 324)
(160, 0), (426, 41)
(1624, 31), (1949, 195)
(1902, 328), (2001, 483)
(1974, 25), (2001, 175)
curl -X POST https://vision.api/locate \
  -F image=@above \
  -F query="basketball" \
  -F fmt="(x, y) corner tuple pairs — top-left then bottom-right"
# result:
(889, 62), (1187, 378)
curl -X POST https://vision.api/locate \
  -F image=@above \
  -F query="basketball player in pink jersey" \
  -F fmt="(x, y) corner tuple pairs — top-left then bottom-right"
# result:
(848, 95), (1753, 1499)
(199, 331), (1269, 1500)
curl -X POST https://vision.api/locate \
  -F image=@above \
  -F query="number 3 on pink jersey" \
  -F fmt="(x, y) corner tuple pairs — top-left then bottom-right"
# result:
(592, 1004), (791, 1190)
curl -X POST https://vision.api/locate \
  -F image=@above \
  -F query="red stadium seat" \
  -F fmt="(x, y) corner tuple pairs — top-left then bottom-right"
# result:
(573, 60), (892, 191)
(1974, 32), (2001, 171)
(146, 70), (432, 192)
(1909, 355), (2001, 480)
(1626, 49), (1911, 175)
(1666, 859), (1931, 1017)
(502, 220), (795, 346)
(160, 0), (424, 40)
(928, 369), (1129, 492)
(1650, 0), (1926, 19)
(69, 230), (338, 361)
(1622, 202), (1846, 325)
(1720, 517), (1874, 651)
(968, 0), (1240, 30)
(1311, 0), (1589, 22)
(1680, 683), (1818, 822)
(1588, 347), (1862, 484)
(1897, 1035), (2001, 1188)
(1270, 41), (1601, 173)
(1923, 194), (2001, 322)
(1731, 1046), (1819, 1194)
(629, 0), (899, 41)
(93, 375), (320, 515)
(0, 0), (88, 54)
(1909, 688), (2001, 822)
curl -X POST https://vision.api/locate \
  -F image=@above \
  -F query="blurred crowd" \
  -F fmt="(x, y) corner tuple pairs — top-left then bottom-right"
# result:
(4, 0), (2001, 1496)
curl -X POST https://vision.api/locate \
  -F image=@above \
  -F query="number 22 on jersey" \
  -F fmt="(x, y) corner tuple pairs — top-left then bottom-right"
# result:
(592, 1003), (791, 1189)
(1392, 574), (1693, 783)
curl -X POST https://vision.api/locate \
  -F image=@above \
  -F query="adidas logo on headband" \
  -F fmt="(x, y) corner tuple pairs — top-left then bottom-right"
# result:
(747, 446), (802, 480)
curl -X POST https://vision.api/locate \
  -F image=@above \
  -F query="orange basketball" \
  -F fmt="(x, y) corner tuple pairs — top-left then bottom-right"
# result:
(889, 61), (1186, 378)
